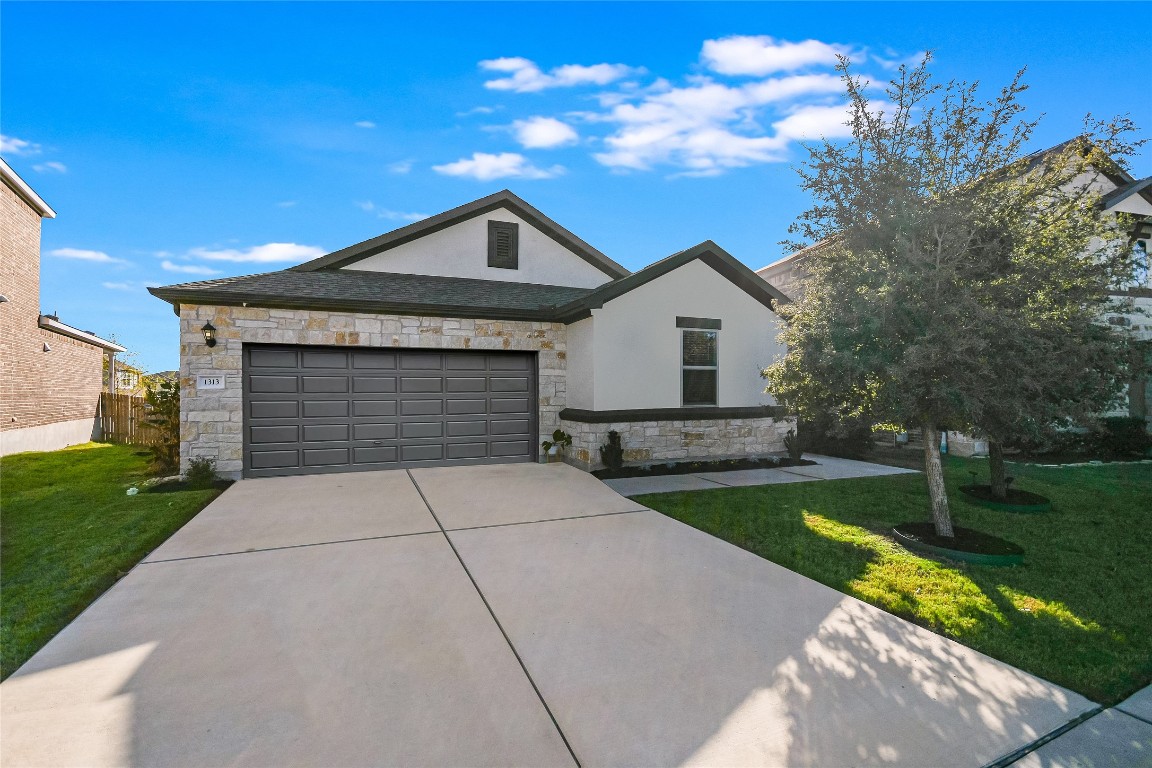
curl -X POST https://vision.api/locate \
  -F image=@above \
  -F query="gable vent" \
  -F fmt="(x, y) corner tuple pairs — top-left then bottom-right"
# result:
(488, 220), (519, 270)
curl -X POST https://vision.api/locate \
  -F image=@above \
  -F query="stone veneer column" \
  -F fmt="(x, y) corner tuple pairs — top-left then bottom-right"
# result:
(179, 304), (567, 478)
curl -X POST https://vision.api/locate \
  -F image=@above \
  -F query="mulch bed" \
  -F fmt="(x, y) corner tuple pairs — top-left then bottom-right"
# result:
(591, 456), (815, 480)
(893, 522), (1024, 566)
(145, 479), (234, 494)
(959, 484), (1051, 507)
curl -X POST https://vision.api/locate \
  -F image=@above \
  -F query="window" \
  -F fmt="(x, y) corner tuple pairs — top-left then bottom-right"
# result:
(682, 329), (718, 406)
(488, 221), (518, 269)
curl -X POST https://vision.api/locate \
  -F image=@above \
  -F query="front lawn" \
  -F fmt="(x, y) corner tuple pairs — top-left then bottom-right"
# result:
(636, 456), (1152, 705)
(1, 443), (224, 680)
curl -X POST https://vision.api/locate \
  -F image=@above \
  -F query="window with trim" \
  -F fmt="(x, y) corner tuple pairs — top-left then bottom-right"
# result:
(682, 329), (718, 406)
(488, 221), (519, 269)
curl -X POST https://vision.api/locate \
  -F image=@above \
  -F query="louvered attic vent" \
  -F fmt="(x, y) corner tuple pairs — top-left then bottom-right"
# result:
(488, 220), (519, 269)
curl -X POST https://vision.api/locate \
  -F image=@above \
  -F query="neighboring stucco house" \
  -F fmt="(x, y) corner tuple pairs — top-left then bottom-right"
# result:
(0, 158), (125, 456)
(150, 191), (791, 479)
(755, 140), (1152, 453)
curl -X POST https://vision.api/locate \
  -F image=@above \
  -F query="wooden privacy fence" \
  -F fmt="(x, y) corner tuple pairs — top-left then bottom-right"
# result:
(99, 392), (163, 446)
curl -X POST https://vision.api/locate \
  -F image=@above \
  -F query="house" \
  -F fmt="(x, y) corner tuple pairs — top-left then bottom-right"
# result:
(0, 158), (125, 456)
(755, 140), (1152, 452)
(149, 190), (792, 479)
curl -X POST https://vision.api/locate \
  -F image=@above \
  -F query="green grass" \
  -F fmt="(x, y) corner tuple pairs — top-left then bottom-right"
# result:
(1, 443), (223, 680)
(636, 456), (1152, 705)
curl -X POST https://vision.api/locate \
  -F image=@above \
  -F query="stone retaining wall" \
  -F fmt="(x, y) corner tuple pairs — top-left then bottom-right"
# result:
(560, 416), (794, 471)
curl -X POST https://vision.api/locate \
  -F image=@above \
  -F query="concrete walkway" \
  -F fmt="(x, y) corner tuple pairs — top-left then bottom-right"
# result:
(602, 453), (918, 496)
(1005, 686), (1152, 767)
(0, 463), (1108, 767)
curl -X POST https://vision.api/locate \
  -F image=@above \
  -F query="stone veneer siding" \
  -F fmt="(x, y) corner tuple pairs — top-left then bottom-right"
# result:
(560, 416), (794, 471)
(179, 304), (567, 478)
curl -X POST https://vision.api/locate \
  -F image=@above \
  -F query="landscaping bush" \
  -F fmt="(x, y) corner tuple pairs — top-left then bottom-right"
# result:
(599, 430), (624, 470)
(143, 379), (180, 473)
(783, 428), (804, 462)
(797, 413), (874, 459)
(184, 456), (219, 488)
(1095, 417), (1152, 458)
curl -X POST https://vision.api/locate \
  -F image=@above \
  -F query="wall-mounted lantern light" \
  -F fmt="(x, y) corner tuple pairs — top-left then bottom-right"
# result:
(43, 342), (51, 352)
(202, 321), (217, 348)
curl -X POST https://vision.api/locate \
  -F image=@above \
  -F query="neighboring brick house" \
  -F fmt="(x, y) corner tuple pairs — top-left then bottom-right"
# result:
(0, 158), (125, 456)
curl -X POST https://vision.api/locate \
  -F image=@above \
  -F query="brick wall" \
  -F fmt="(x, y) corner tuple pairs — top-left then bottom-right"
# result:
(0, 181), (104, 441)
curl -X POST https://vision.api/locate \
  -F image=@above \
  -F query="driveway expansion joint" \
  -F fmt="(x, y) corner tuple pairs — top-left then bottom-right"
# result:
(981, 706), (1105, 768)
(405, 470), (582, 768)
(443, 507), (647, 533)
(140, 529), (441, 564)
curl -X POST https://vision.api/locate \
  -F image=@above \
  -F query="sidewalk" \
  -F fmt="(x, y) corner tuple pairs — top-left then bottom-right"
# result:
(601, 453), (918, 496)
(1003, 684), (1152, 766)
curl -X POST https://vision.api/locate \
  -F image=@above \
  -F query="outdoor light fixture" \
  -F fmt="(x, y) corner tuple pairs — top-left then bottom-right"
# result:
(43, 342), (51, 352)
(202, 321), (217, 348)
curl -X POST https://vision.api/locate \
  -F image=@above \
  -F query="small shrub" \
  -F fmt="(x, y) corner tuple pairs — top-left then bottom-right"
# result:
(1095, 417), (1152, 458)
(798, 413), (874, 459)
(783, 428), (804, 462)
(184, 457), (218, 488)
(599, 430), (624, 470)
(143, 379), (180, 473)
(541, 429), (573, 455)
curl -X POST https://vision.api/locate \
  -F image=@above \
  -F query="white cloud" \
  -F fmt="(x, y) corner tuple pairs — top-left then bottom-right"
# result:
(277, 200), (297, 208)
(355, 201), (427, 221)
(0, 134), (41, 156)
(480, 57), (641, 93)
(433, 152), (564, 181)
(512, 117), (579, 149)
(355, 200), (375, 212)
(770, 103), (856, 142)
(387, 159), (414, 174)
(592, 73), (846, 173)
(48, 247), (128, 265)
(354, 120), (376, 128)
(456, 106), (498, 117)
(702, 35), (848, 76)
(101, 282), (134, 291)
(33, 161), (67, 174)
(161, 260), (221, 275)
(188, 242), (327, 263)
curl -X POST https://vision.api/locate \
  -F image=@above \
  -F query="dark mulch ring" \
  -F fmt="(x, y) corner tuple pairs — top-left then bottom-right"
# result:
(145, 479), (235, 494)
(959, 484), (1052, 508)
(893, 522), (1024, 566)
(591, 456), (815, 480)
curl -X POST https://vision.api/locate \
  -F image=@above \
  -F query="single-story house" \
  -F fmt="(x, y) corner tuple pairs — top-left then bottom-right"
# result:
(0, 158), (125, 457)
(150, 191), (792, 479)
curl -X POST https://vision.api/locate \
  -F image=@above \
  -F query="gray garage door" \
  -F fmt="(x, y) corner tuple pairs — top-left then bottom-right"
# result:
(243, 345), (537, 477)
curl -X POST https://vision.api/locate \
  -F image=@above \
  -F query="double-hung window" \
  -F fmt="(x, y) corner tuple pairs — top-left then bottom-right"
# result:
(679, 317), (720, 406)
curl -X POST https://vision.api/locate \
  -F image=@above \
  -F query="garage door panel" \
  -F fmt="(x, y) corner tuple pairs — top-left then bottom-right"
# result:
(401, 422), (443, 439)
(491, 398), (530, 413)
(250, 401), (299, 419)
(402, 444), (444, 462)
(446, 421), (487, 437)
(354, 400), (398, 417)
(249, 349), (298, 368)
(303, 424), (349, 442)
(447, 442), (487, 459)
(244, 345), (536, 477)
(302, 376), (349, 393)
(303, 400), (349, 418)
(250, 375), (298, 393)
(301, 350), (349, 368)
(250, 450), (299, 469)
(354, 423), (399, 440)
(352, 376), (397, 393)
(250, 425), (299, 444)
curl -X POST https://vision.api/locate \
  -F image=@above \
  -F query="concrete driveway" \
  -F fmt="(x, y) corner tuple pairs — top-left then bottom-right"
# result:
(1, 463), (1097, 767)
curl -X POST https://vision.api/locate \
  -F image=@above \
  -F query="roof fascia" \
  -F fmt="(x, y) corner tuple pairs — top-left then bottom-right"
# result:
(290, 190), (629, 279)
(0, 157), (56, 218)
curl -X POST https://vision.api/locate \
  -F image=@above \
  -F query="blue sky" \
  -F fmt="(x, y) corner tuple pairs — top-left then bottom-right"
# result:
(3, 2), (1148, 373)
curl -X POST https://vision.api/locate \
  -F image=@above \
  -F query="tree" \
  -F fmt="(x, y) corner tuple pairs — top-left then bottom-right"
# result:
(764, 53), (1143, 535)
(143, 378), (180, 473)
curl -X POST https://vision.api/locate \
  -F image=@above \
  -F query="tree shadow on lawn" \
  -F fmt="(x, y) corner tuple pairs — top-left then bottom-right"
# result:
(637, 465), (1152, 705)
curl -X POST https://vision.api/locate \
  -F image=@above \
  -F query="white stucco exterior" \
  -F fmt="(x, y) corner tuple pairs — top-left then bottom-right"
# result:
(346, 206), (614, 288)
(570, 259), (784, 411)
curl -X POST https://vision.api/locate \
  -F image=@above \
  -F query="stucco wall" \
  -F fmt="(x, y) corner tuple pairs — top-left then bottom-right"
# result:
(179, 304), (568, 478)
(565, 316), (595, 410)
(347, 206), (613, 288)
(0, 181), (105, 455)
(587, 259), (784, 410)
(560, 416), (793, 471)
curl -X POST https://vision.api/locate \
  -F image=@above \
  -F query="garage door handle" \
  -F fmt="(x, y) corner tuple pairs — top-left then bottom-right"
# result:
(373, 440), (383, 445)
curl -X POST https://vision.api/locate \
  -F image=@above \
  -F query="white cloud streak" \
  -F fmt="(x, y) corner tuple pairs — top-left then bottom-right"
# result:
(702, 35), (849, 76)
(33, 161), (67, 174)
(432, 152), (564, 181)
(188, 243), (327, 263)
(161, 260), (221, 275)
(480, 57), (641, 93)
(1, 134), (42, 156)
(512, 117), (579, 149)
(354, 120), (377, 128)
(48, 247), (128, 265)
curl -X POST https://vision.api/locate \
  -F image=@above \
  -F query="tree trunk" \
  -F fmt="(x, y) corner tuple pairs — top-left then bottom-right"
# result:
(922, 422), (954, 537)
(988, 440), (1008, 499)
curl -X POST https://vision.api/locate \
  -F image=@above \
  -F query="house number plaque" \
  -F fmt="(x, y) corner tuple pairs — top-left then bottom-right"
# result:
(197, 375), (225, 390)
